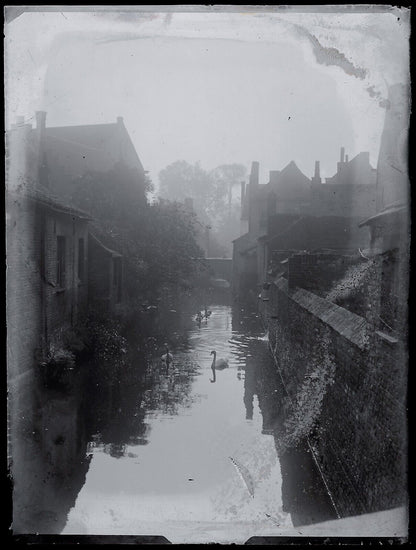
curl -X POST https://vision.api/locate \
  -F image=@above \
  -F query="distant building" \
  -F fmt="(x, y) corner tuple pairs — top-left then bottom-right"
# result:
(234, 159), (313, 298)
(268, 161), (312, 215)
(240, 160), (312, 241)
(233, 147), (377, 299)
(310, 148), (377, 219)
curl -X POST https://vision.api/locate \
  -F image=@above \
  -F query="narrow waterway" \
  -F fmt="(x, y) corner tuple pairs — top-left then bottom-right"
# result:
(59, 304), (336, 543)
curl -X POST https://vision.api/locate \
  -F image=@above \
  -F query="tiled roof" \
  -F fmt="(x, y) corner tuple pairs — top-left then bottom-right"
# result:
(9, 183), (93, 220)
(89, 232), (122, 257)
(43, 121), (145, 183)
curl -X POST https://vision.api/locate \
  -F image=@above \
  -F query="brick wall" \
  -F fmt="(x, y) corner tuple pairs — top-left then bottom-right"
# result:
(261, 278), (407, 517)
(7, 195), (44, 484)
(7, 195), (90, 453)
(7, 195), (43, 380)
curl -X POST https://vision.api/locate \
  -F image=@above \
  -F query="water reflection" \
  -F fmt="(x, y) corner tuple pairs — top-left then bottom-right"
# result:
(233, 306), (337, 527)
(12, 300), (337, 538)
(61, 303), (337, 537)
(11, 378), (91, 534)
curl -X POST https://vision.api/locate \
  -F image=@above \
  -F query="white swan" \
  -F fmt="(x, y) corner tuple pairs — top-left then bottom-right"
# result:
(210, 350), (228, 370)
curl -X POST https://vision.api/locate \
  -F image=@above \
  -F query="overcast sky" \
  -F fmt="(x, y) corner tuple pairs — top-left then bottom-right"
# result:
(5, 6), (410, 187)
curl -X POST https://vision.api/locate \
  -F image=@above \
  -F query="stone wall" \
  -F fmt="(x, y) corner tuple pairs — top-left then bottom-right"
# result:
(261, 278), (407, 518)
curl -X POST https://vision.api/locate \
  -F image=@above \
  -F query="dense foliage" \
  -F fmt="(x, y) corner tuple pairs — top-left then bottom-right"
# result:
(71, 162), (205, 302)
(158, 160), (247, 256)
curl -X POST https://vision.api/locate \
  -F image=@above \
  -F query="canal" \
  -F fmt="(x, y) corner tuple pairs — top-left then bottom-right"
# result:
(11, 301), (337, 543)
(59, 303), (336, 543)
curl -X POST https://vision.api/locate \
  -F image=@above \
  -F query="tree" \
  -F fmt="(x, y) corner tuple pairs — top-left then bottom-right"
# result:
(209, 163), (247, 217)
(71, 167), (204, 302)
(158, 161), (247, 255)
(159, 161), (210, 207)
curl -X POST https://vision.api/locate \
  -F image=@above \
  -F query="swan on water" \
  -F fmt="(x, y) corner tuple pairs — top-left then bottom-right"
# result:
(210, 350), (229, 370)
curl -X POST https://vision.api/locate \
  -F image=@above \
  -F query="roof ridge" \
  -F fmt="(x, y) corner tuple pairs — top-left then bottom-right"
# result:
(44, 122), (118, 131)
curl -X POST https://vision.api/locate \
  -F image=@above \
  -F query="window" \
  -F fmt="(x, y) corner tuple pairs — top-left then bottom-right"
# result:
(56, 236), (66, 288)
(78, 238), (85, 282)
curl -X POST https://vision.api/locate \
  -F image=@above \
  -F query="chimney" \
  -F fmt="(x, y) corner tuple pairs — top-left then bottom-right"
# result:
(249, 161), (259, 186)
(345, 154), (349, 163)
(340, 146), (345, 163)
(35, 111), (47, 131)
(311, 160), (321, 185)
(240, 181), (246, 204)
(117, 116), (124, 125)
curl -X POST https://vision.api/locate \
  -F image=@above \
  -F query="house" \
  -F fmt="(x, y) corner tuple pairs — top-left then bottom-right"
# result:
(6, 122), (94, 507)
(6, 112), (148, 532)
(310, 149), (377, 219)
(12, 111), (149, 313)
(6, 110), (156, 415)
(239, 160), (312, 241)
(6, 117), (93, 379)
(6, 109), (147, 413)
(41, 113), (151, 306)
(39, 114), (147, 207)
(7, 183), (92, 378)
(233, 160), (312, 299)
(268, 161), (312, 215)
(358, 83), (410, 337)
(233, 142), (378, 299)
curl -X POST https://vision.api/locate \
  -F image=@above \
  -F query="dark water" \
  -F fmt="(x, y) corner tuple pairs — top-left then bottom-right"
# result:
(11, 302), (336, 543)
